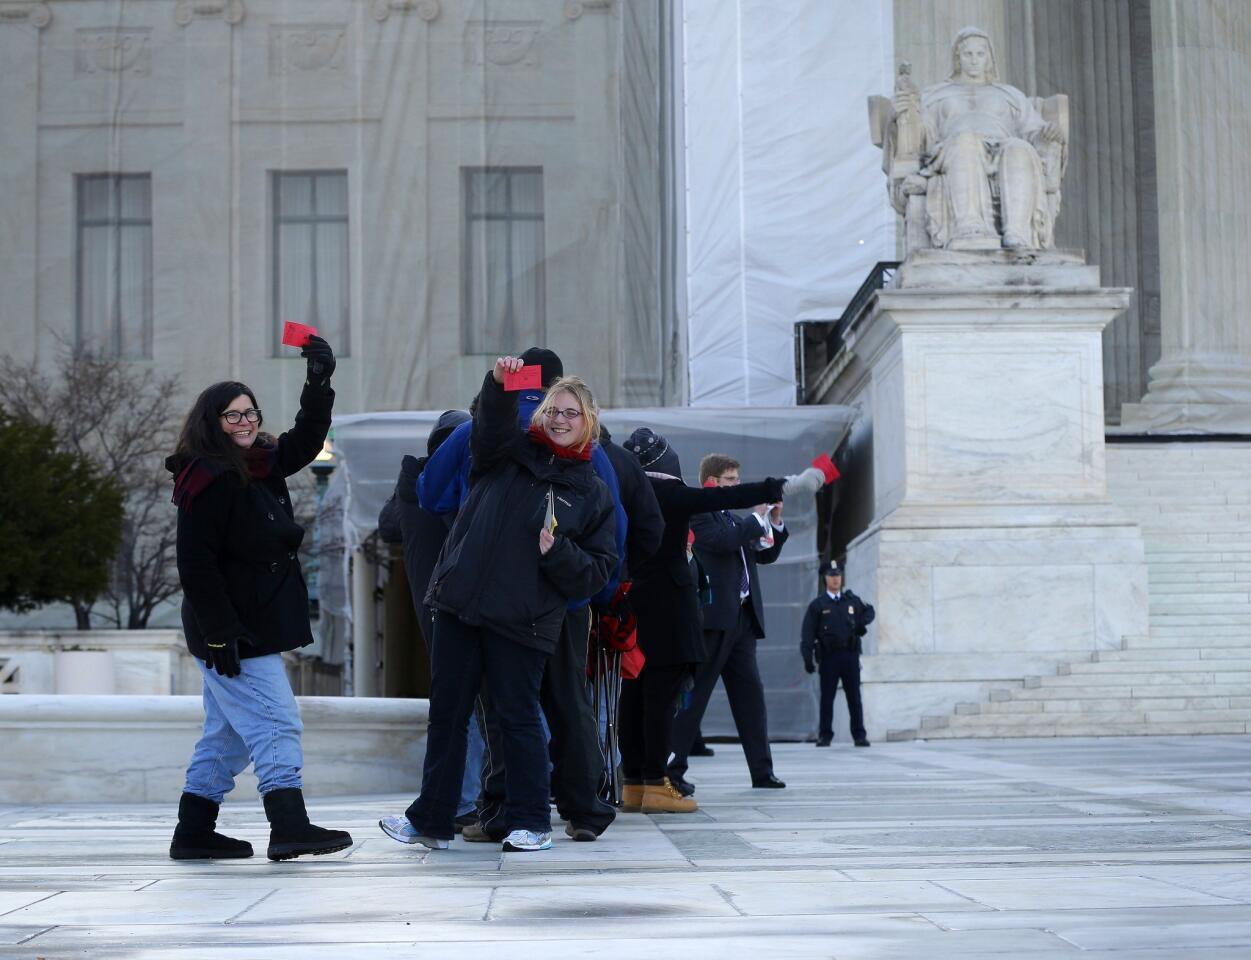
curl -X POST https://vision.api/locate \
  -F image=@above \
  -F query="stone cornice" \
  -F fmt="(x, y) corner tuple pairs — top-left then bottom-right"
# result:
(371, 0), (440, 22)
(174, 0), (244, 27)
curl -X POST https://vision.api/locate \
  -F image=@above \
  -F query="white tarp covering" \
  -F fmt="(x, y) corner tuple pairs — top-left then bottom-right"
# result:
(682, 0), (897, 406)
(317, 404), (854, 740)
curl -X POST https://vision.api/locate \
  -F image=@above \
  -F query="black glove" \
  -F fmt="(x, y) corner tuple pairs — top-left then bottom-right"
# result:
(804, 658), (816, 675)
(302, 334), (336, 386)
(205, 636), (244, 678)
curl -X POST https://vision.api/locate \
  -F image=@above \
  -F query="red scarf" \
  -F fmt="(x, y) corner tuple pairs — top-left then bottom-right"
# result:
(527, 424), (592, 462)
(171, 439), (277, 509)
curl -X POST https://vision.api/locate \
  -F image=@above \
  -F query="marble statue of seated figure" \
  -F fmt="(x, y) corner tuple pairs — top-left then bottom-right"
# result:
(893, 27), (1065, 251)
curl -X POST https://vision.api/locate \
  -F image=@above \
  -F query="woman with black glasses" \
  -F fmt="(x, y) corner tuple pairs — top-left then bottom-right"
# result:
(164, 335), (352, 862)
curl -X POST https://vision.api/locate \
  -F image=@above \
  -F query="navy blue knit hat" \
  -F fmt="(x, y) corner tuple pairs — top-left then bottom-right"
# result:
(624, 426), (682, 478)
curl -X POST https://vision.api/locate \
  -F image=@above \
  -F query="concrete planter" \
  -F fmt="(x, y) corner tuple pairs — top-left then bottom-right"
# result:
(0, 694), (429, 802)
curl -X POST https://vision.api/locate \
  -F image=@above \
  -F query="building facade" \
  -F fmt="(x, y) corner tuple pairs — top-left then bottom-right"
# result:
(0, 0), (680, 433)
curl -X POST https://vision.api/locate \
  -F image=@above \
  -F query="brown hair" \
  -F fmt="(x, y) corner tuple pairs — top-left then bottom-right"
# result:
(529, 376), (600, 454)
(699, 453), (740, 485)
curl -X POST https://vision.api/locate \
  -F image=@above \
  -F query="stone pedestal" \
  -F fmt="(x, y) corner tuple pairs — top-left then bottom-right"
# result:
(843, 254), (1149, 737)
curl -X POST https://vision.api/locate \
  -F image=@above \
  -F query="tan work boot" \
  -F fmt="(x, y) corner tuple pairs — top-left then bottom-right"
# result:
(620, 781), (644, 812)
(641, 778), (698, 814)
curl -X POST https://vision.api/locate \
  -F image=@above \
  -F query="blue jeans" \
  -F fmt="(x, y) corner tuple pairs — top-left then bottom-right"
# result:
(183, 654), (304, 803)
(459, 710), (485, 817)
(407, 612), (550, 840)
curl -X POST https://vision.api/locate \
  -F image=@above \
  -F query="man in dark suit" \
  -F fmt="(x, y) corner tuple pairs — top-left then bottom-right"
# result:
(668, 454), (789, 790)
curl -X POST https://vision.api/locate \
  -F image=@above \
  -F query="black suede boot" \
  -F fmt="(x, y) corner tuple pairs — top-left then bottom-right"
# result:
(169, 792), (253, 860)
(262, 788), (353, 861)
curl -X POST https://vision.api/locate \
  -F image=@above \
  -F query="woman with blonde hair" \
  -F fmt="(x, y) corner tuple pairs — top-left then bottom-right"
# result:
(380, 357), (618, 852)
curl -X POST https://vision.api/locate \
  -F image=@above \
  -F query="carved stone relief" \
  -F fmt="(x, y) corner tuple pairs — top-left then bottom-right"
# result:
(564, 0), (611, 20)
(0, 2), (51, 28)
(75, 28), (152, 77)
(174, 1), (244, 27)
(372, 0), (440, 23)
(269, 24), (347, 77)
(463, 21), (541, 68)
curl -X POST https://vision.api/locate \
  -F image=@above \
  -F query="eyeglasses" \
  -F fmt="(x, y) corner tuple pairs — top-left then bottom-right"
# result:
(543, 407), (582, 422)
(219, 408), (262, 425)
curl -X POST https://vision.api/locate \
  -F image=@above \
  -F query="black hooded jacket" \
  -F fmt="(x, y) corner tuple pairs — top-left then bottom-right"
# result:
(622, 427), (786, 667)
(166, 381), (333, 662)
(424, 372), (617, 654)
(377, 410), (470, 641)
(598, 425), (663, 578)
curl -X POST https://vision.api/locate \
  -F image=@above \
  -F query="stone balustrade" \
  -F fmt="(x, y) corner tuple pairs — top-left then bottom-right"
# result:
(0, 694), (429, 802)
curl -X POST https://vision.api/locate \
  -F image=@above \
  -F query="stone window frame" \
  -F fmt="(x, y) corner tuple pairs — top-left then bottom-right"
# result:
(75, 173), (154, 360)
(460, 166), (546, 355)
(271, 169), (351, 358)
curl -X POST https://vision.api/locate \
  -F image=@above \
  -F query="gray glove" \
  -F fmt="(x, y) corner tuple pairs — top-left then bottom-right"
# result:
(782, 466), (826, 498)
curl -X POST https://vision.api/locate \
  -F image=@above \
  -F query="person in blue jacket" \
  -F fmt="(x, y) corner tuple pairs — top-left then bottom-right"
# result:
(420, 347), (626, 842)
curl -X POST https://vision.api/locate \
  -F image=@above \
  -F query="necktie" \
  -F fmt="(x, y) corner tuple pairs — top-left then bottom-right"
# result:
(726, 511), (750, 597)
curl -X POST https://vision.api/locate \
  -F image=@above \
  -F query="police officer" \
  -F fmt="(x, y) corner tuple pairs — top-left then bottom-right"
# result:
(801, 560), (875, 747)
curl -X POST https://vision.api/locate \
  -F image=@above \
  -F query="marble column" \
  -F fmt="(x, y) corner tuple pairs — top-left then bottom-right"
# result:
(1004, 0), (1162, 425)
(0, 4), (49, 364)
(1120, 0), (1251, 433)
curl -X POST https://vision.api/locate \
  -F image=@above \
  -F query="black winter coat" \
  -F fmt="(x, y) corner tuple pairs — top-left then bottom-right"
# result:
(598, 428), (664, 578)
(424, 373), (617, 655)
(169, 382), (333, 662)
(631, 476), (785, 668)
(385, 454), (453, 641)
(800, 589), (875, 662)
(690, 510), (789, 637)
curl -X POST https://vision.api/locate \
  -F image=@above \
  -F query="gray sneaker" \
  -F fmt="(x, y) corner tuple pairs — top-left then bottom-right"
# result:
(502, 829), (552, 852)
(565, 823), (597, 842)
(378, 815), (448, 850)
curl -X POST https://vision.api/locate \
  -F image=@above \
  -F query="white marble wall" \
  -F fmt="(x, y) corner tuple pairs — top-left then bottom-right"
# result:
(0, 631), (199, 695)
(0, 694), (428, 802)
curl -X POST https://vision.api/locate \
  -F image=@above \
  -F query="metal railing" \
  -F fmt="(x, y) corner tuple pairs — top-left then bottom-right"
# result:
(795, 260), (900, 404)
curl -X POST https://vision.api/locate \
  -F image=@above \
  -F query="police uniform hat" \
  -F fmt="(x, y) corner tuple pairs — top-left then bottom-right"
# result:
(819, 559), (843, 577)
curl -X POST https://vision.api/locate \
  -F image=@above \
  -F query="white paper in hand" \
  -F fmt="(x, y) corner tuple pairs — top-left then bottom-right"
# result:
(544, 487), (558, 534)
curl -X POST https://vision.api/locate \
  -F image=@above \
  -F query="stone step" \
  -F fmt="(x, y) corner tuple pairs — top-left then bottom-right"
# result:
(1066, 657), (1251, 674)
(941, 707), (1251, 728)
(980, 695), (1244, 715)
(1149, 598), (1251, 613)
(1099, 646), (1251, 661)
(1143, 624), (1251, 640)
(1145, 551), (1251, 564)
(1147, 562), (1251, 576)
(1150, 579), (1251, 594)
(1131, 635), (1251, 650)
(1041, 670), (1251, 687)
(1148, 612), (1251, 626)
(995, 681), (1251, 701)
(1024, 678), (1251, 697)
(913, 718), (1249, 738)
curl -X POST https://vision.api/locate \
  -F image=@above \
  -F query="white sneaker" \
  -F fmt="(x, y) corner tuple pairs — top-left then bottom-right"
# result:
(378, 815), (449, 850)
(502, 829), (552, 852)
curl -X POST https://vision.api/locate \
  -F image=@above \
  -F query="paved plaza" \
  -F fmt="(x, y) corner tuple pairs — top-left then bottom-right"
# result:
(3, 737), (1251, 958)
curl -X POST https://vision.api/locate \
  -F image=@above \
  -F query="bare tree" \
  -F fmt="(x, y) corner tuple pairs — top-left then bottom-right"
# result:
(0, 349), (182, 629)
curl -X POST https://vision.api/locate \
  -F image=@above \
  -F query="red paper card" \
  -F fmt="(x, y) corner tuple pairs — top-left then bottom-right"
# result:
(503, 364), (543, 391)
(281, 321), (318, 348)
(812, 453), (840, 484)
